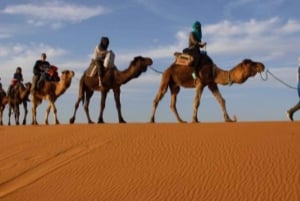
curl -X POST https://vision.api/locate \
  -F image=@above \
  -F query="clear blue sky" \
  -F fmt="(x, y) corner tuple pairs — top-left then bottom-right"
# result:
(1, 0), (300, 124)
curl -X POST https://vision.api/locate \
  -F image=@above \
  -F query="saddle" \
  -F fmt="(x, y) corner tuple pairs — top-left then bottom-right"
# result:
(45, 65), (60, 82)
(174, 52), (194, 66)
(86, 59), (112, 78)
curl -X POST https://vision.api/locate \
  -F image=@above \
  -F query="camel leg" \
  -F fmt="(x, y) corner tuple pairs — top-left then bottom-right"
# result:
(31, 97), (41, 125)
(69, 96), (82, 124)
(112, 88), (126, 123)
(31, 104), (38, 125)
(97, 91), (107, 123)
(170, 86), (186, 123)
(22, 101), (28, 125)
(84, 90), (94, 124)
(150, 76), (169, 123)
(14, 105), (20, 125)
(51, 102), (60, 125)
(44, 104), (51, 125)
(0, 107), (4, 125)
(0, 111), (3, 125)
(192, 84), (204, 123)
(8, 105), (12, 126)
(208, 83), (235, 122)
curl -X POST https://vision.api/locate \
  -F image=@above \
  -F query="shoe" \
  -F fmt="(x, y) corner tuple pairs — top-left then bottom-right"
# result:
(286, 111), (293, 121)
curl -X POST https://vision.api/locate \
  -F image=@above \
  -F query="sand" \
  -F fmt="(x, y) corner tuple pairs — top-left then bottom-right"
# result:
(0, 122), (299, 201)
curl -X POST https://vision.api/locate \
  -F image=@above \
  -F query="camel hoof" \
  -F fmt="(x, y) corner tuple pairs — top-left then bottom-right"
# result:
(225, 115), (237, 122)
(69, 117), (75, 124)
(150, 117), (155, 123)
(119, 119), (126, 123)
(97, 119), (104, 124)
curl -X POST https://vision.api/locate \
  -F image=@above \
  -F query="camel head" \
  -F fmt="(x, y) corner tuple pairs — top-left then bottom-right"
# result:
(239, 59), (265, 77)
(130, 56), (153, 78)
(60, 70), (75, 87)
(226, 59), (265, 84)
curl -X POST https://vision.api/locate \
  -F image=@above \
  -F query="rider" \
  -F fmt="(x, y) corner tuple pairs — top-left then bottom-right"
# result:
(32, 53), (50, 91)
(93, 36), (110, 87)
(7, 67), (24, 97)
(184, 21), (207, 80)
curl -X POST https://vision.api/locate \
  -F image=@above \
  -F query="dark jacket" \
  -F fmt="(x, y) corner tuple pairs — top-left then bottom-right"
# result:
(13, 72), (23, 82)
(33, 60), (50, 76)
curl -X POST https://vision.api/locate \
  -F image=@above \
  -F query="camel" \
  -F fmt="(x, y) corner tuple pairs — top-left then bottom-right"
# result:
(69, 56), (153, 124)
(0, 90), (8, 125)
(31, 70), (75, 125)
(7, 82), (32, 125)
(150, 53), (265, 123)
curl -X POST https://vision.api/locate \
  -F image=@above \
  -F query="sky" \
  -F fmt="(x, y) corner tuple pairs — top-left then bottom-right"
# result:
(1, 0), (300, 124)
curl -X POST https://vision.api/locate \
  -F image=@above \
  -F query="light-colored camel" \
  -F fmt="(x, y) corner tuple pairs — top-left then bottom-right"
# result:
(7, 82), (31, 125)
(0, 90), (8, 125)
(150, 54), (265, 123)
(31, 70), (75, 125)
(69, 56), (153, 124)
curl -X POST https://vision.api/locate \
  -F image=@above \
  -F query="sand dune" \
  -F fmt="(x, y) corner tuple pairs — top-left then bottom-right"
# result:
(0, 122), (299, 201)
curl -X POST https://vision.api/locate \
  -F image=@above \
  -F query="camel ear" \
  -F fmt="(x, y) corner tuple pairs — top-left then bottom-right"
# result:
(132, 56), (142, 65)
(243, 59), (252, 64)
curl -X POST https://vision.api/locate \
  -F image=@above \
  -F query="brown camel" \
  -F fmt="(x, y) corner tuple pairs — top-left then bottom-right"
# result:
(69, 56), (153, 124)
(7, 82), (32, 125)
(150, 53), (265, 123)
(0, 90), (8, 125)
(31, 70), (75, 125)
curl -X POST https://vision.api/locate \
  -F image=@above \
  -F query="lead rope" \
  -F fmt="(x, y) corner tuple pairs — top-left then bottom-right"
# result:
(259, 69), (297, 90)
(149, 66), (163, 74)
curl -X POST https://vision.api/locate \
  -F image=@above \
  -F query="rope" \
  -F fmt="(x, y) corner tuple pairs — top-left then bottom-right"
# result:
(260, 69), (297, 90)
(149, 66), (163, 74)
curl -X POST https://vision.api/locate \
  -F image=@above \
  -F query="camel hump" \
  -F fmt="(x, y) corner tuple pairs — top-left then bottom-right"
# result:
(174, 52), (194, 66)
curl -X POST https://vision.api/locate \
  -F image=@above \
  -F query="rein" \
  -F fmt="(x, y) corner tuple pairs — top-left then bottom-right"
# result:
(149, 66), (163, 74)
(259, 69), (297, 90)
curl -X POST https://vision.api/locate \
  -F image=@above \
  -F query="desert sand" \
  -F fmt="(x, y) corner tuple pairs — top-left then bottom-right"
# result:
(0, 122), (299, 201)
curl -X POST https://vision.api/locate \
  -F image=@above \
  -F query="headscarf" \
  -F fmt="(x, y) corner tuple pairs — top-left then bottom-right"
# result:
(192, 21), (202, 41)
(99, 37), (109, 50)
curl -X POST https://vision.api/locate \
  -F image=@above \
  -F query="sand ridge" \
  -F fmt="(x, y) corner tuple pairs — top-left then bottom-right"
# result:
(0, 122), (299, 201)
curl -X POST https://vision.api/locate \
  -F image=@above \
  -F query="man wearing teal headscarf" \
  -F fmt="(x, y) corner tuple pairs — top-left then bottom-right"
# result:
(189, 21), (206, 50)
(184, 21), (207, 80)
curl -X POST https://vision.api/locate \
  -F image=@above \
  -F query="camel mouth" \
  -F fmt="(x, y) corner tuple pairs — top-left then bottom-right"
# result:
(258, 63), (265, 73)
(147, 58), (153, 66)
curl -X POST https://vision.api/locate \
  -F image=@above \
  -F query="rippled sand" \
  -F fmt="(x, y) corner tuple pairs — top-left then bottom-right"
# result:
(0, 122), (299, 201)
